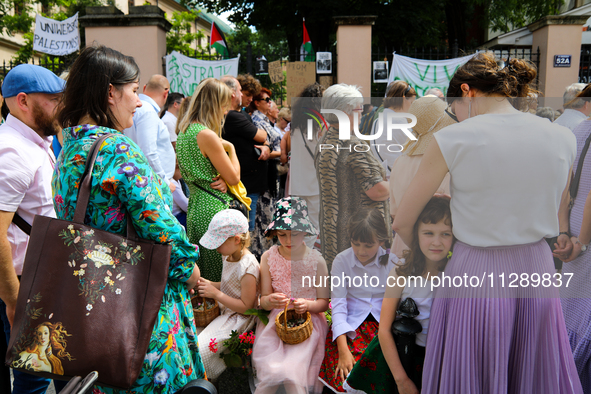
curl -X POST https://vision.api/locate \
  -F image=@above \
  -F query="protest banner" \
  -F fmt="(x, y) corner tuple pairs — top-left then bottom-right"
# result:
(286, 62), (316, 105)
(387, 53), (475, 96)
(268, 60), (284, 84)
(33, 13), (79, 56)
(165, 51), (240, 95)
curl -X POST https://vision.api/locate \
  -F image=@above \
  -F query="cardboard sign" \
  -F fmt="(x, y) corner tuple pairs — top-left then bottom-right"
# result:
(269, 60), (284, 84)
(318, 76), (333, 90)
(286, 62), (316, 105)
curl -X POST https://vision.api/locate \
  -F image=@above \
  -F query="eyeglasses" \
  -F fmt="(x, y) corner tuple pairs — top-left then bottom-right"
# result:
(257, 97), (272, 103)
(445, 103), (458, 122)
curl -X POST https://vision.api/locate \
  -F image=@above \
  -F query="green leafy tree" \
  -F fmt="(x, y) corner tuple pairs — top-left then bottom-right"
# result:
(166, 10), (205, 57)
(478, 0), (564, 32)
(188, 0), (565, 54)
(226, 23), (288, 99)
(1, 0), (35, 37)
(227, 22), (288, 68)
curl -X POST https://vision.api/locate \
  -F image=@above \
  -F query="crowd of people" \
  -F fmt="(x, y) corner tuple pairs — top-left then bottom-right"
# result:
(2, 44), (591, 394)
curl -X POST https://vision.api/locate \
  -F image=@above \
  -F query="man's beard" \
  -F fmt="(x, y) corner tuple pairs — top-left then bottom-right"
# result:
(32, 102), (60, 137)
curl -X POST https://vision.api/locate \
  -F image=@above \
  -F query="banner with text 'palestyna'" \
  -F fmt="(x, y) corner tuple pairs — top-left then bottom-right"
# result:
(33, 13), (80, 56)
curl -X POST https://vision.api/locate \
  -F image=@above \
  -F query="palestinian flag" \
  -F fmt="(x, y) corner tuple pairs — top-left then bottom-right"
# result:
(210, 22), (230, 59)
(301, 18), (315, 62)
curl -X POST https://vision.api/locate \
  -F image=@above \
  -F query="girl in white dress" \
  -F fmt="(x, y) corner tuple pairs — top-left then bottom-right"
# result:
(196, 209), (260, 380)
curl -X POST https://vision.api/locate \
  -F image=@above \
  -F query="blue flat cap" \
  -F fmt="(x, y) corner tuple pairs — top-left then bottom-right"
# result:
(2, 64), (65, 98)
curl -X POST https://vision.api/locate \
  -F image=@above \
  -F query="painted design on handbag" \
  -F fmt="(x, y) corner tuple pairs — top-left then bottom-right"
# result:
(11, 294), (74, 375)
(59, 224), (145, 315)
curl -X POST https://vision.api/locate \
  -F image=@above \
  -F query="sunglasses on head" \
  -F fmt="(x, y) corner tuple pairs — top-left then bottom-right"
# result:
(403, 85), (411, 97)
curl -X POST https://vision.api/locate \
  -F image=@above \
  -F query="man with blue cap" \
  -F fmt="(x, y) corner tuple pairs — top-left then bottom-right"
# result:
(0, 64), (65, 393)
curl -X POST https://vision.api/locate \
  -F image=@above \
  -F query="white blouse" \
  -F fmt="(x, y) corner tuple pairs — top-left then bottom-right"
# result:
(434, 112), (575, 247)
(330, 247), (395, 340)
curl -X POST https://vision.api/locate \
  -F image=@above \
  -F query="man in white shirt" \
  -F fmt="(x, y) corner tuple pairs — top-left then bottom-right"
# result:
(160, 92), (185, 150)
(555, 83), (591, 131)
(124, 75), (176, 190)
(0, 64), (65, 393)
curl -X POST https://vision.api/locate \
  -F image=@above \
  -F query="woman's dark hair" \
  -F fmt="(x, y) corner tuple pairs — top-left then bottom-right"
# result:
(159, 92), (185, 118)
(58, 45), (140, 129)
(383, 81), (416, 109)
(446, 52), (537, 109)
(347, 209), (390, 265)
(291, 82), (325, 132)
(397, 196), (453, 277)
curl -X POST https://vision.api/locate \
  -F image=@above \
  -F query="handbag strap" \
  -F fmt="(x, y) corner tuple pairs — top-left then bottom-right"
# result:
(195, 183), (229, 206)
(73, 133), (139, 241)
(11, 213), (31, 236)
(570, 132), (591, 201)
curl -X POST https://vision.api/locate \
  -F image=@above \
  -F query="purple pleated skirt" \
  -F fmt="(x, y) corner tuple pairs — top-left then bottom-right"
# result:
(422, 240), (583, 394)
(561, 244), (591, 393)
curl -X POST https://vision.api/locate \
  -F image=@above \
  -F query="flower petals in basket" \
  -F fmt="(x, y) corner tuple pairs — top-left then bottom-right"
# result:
(191, 295), (220, 327)
(275, 301), (313, 345)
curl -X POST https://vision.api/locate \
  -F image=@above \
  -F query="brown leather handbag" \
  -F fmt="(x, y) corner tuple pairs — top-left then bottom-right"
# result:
(5, 134), (171, 389)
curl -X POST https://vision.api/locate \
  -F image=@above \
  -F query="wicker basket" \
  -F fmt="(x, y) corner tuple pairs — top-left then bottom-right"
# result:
(192, 296), (220, 327)
(275, 302), (313, 345)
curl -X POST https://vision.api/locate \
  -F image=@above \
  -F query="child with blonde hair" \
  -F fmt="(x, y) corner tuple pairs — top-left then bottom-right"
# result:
(197, 209), (259, 380)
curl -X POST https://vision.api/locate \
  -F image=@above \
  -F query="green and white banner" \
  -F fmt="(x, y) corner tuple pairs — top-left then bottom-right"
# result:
(165, 51), (240, 96)
(388, 53), (475, 96)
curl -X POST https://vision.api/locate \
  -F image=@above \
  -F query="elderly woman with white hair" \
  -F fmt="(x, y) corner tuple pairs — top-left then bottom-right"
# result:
(315, 83), (391, 269)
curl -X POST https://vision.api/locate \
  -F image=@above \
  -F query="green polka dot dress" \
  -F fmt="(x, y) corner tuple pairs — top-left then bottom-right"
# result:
(177, 123), (231, 281)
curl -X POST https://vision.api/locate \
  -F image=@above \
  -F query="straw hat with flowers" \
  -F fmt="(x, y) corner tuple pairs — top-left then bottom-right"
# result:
(403, 96), (457, 156)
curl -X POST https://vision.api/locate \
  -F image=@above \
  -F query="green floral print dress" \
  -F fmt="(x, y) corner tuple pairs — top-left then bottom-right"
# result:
(52, 125), (205, 393)
(177, 123), (231, 282)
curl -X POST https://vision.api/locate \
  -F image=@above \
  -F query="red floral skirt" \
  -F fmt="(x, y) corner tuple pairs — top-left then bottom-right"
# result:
(318, 320), (379, 392)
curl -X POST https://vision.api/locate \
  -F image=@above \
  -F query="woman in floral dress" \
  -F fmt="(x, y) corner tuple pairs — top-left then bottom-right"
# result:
(177, 78), (241, 282)
(53, 45), (205, 393)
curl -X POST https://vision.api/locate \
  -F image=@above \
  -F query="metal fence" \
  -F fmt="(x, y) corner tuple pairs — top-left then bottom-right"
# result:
(0, 57), (68, 79)
(371, 43), (467, 97)
(579, 45), (591, 84)
(371, 44), (541, 97)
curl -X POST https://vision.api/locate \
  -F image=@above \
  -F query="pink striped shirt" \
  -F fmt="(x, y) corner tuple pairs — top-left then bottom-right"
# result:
(0, 114), (56, 275)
